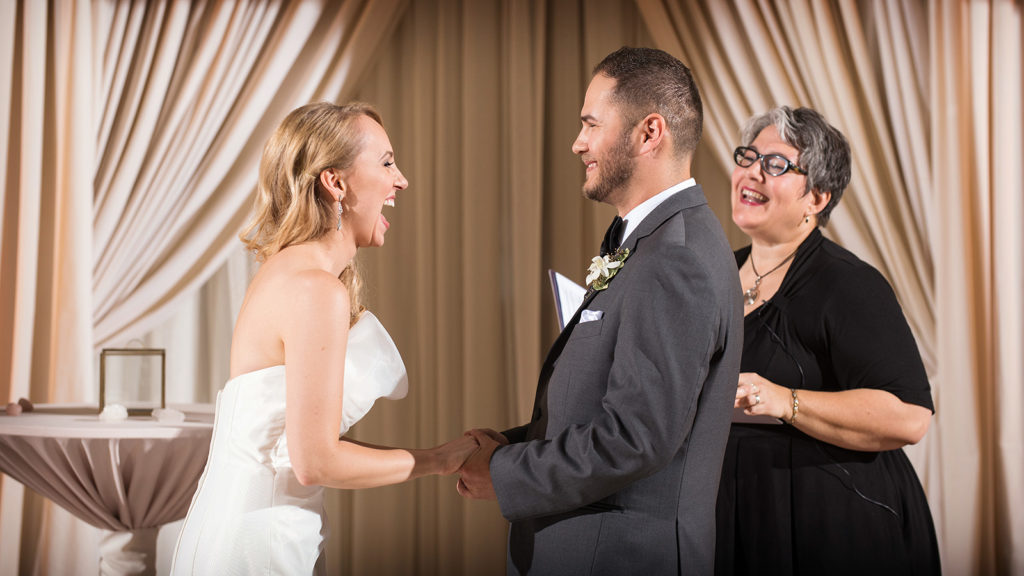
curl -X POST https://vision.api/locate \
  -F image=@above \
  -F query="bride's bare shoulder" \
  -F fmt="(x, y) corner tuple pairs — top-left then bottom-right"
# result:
(259, 264), (348, 311)
(230, 248), (351, 375)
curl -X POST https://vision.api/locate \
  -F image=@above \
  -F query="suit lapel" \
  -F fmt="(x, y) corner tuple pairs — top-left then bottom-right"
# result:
(618, 183), (706, 254)
(526, 185), (709, 433)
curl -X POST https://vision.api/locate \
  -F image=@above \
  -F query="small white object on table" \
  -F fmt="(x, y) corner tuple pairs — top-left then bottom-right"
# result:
(0, 403), (214, 575)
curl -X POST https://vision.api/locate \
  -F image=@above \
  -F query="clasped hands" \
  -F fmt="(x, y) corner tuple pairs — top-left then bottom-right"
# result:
(450, 428), (506, 500)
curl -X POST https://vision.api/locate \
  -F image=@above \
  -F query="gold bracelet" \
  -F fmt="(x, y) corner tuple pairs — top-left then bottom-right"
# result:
(789, 388), (799, 424)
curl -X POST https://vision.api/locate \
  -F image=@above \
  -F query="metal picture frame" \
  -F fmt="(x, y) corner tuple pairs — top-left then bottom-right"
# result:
(99, 348), (166, 416)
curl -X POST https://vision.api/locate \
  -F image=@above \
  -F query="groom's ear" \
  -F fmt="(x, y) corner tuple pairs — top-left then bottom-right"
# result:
(637, 113), (667, 156)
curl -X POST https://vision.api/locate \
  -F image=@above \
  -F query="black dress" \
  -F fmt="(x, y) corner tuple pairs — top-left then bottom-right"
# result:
(715, 229), (940, 576)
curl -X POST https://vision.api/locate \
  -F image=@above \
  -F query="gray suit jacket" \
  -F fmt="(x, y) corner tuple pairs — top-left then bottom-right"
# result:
(490, 185), (743, 575)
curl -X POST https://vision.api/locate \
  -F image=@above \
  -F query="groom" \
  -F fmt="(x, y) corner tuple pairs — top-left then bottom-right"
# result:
(458, 47), (743, 574)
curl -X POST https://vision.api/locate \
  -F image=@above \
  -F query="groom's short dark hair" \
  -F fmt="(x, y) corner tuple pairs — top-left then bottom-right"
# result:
(593, 46), (703, 159)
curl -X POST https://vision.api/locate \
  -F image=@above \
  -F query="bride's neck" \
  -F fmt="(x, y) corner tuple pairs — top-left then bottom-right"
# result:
(296, 234), (357, 277)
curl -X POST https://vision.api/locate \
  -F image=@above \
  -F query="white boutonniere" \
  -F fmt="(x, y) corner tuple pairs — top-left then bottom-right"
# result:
(586, 248), (630, 292)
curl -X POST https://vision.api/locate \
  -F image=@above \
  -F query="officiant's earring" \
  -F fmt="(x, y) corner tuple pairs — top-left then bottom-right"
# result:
(336, 200), (344, 230)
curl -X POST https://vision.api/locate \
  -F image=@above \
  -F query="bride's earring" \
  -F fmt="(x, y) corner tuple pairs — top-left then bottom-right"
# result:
(336, 199), (344, 230)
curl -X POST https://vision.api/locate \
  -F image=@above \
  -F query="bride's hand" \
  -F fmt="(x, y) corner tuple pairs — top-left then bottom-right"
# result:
(433, 434), (480, 476)
(465, 427), (509, 446)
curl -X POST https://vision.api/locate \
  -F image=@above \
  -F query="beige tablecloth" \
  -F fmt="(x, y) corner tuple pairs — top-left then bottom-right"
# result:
(0, 404), (214, 575)
(0, 404), (213, 532)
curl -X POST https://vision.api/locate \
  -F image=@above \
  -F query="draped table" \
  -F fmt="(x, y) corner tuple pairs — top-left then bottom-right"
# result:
(0, 404), (214, 575)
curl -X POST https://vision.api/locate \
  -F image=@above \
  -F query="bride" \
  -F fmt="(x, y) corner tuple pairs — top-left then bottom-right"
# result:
(171, 102), (479, 574)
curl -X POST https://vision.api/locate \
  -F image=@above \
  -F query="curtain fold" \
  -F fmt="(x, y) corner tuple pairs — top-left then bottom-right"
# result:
(931, 1), (1023, 573)
(92, 0), (409, 350)
(2, 3), (98, 573)
(501, 0), (547, 428)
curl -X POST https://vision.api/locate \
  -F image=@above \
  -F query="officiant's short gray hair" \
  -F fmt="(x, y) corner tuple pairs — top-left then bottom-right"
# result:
(593, 46), (703, 160)
(741, 106), (851, 227)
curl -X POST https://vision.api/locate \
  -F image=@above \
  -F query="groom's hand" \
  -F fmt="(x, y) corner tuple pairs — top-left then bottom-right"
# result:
(456, 429), (501, 500)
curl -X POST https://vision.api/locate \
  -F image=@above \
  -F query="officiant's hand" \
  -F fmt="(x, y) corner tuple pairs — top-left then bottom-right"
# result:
(456, 429), (503, 500)
(736, 372), (789, 420)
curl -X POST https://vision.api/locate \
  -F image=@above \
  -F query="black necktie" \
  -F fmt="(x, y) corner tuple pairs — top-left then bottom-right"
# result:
(600, 216), (624, 256)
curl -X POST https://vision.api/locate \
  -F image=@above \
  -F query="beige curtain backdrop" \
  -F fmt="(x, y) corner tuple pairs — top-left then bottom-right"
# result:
(2, 0), (1022, 574)
(637, 0), (1023, 573)
(931, 1), (1023, 574)
(91, 0), (413, 353)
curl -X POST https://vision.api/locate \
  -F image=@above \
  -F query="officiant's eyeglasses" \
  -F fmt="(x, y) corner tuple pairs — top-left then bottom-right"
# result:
(734, 146), (807, 177)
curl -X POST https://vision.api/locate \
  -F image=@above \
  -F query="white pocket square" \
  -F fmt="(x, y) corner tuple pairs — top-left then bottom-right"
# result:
(580, 309), (604, 323)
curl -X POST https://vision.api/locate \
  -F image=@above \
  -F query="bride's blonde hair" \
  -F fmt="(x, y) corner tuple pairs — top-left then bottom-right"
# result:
(241, 102), (381, 323)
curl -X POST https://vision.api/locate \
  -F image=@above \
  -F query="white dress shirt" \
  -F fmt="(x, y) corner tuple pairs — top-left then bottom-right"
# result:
(618, 178), (696, 246)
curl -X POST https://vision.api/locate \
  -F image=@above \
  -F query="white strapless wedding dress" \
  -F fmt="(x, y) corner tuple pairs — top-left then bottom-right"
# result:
(170, 312), (407, 575)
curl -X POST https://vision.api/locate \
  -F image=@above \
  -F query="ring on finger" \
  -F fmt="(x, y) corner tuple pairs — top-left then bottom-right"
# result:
(754, 394), (761, 405)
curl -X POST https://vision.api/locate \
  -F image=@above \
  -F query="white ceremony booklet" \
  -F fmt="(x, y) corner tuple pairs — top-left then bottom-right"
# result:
(547, 268), (779, 424)
(548, 270), (586, 331)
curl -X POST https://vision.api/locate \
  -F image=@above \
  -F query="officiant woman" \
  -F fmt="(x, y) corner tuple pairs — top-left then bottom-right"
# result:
(715, 106), (940, 575)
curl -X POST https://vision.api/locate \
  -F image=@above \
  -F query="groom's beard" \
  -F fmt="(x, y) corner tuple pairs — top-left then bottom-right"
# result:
(583, 131), (635, 203)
